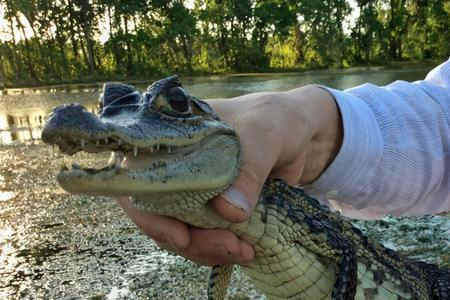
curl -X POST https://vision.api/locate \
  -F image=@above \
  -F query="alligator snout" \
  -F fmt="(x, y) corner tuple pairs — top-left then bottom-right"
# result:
(42, 103), (111, 154)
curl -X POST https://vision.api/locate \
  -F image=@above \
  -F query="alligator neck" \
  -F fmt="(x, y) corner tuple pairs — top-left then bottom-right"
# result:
(176, 203), (234, 229)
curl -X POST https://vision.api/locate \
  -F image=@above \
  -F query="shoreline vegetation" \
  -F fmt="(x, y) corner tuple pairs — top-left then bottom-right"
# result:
(1, 1), (449, 89)
(0, 60), (442, 91)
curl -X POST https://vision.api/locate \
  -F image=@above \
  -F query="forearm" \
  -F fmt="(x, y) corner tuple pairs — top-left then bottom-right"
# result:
(281, 86), (343, 185)
(305, 60), (450, 218)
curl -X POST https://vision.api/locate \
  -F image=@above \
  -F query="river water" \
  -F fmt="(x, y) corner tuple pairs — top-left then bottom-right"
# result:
(0, 65), (449, 299)
(0, 64), (438, 145)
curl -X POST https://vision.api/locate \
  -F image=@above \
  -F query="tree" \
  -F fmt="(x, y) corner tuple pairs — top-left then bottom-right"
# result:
(352, 0), (384, 63)
(0, 0), (448, 87)
(295, 0), (351, 67)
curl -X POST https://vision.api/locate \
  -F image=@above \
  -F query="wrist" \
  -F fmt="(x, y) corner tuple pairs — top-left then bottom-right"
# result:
(282, 85), (343, 185)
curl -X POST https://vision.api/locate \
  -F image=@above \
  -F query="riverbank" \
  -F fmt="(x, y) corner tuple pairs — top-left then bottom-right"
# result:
(1, 60), (442, 91)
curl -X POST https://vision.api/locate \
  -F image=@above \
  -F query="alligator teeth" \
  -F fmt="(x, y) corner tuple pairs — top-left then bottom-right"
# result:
(80, 139), (86, 148)
(150, 146), (154, 153)
(152, 160), (166, 168)
(108, 152), (124, 170)
(117, 139), (122, 146)
(64, 158), (71, 170)
(104, 137), (109, 144)
(156, 144), (160, 151)
(108, 152), (116, 164)
(133, 146), (138, 156)
(115, 156), (122, 169)
(96, 140), (100, 146)
(167, 146), (171, 154)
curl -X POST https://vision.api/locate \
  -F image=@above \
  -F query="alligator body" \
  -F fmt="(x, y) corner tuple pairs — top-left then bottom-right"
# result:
(41, 76), (450, 300)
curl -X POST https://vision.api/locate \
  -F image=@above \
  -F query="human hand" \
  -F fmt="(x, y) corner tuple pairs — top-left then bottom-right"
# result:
(117, 85), (342, 266)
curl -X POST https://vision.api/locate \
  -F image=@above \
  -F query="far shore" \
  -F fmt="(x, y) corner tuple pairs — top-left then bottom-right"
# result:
(0, 60), (441, 93)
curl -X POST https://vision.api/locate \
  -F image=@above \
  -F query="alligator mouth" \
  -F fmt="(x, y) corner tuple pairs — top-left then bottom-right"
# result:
(56, 135), (200, 174)
(50, 130), (240, 199)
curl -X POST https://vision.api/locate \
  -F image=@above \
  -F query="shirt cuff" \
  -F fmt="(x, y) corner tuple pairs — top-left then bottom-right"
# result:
(304, 86), (384, 202)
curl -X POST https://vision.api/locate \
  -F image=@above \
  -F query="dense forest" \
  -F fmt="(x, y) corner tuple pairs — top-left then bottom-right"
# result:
(0, 0), (449, 87)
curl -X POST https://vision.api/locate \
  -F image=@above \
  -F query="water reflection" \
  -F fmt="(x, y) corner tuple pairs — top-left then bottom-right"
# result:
(0, 113), (44, 144)
(0, 104), (99, 145)
(0, 191), (15, 202)
(0, 65), (436, 145)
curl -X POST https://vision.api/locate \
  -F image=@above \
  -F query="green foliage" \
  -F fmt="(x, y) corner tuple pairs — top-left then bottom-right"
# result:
(0, 0), (448, 87)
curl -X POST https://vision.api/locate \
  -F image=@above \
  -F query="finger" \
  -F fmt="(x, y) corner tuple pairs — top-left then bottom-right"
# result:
(116, 196), (190, 249)
(170, 227), (254, 266)
(117, 197), (255, 266)
(211, 162), (264, 223)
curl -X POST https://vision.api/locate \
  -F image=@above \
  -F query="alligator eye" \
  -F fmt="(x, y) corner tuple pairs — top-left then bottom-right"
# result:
(165, 87), (190, 113)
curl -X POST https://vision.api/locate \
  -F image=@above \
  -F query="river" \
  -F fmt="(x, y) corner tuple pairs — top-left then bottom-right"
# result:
(0, 65), (449, 299)
(0, 64), (438, 145)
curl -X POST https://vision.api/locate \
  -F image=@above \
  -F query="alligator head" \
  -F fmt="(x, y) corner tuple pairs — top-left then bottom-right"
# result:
(41, 76), (241, 215)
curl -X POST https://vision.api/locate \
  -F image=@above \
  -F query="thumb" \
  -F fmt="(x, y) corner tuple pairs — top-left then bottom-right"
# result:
(210, 165), (264, 223)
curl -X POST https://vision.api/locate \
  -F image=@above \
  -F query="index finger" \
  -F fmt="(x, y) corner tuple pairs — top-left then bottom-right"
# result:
(117, 196), (190, 249)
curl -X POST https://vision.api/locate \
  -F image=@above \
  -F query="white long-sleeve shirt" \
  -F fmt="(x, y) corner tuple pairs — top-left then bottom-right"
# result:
(305, 59), (450, 219)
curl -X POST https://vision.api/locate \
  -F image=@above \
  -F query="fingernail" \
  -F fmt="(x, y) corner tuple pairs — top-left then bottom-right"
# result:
(221, 187), (251, 213)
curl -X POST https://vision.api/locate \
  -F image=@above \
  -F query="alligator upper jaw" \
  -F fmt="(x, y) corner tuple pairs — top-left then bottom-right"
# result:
(41, 103), (214, 156)
(46, 131), (194, 156)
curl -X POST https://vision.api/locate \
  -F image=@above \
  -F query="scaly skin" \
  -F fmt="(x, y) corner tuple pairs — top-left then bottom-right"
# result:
(42, 76), (450, 300)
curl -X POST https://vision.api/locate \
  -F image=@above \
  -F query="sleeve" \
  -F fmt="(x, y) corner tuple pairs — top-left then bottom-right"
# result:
(304, 58), (450, 219)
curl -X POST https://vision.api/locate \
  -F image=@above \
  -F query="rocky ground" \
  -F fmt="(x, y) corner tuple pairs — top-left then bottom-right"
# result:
(0, 143), (448, 300)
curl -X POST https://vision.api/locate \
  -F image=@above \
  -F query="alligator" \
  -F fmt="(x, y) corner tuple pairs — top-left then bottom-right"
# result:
(41, 76), (450, 300)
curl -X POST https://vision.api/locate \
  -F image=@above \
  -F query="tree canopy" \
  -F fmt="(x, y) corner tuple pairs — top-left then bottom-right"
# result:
(0, 0), (449, 87)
